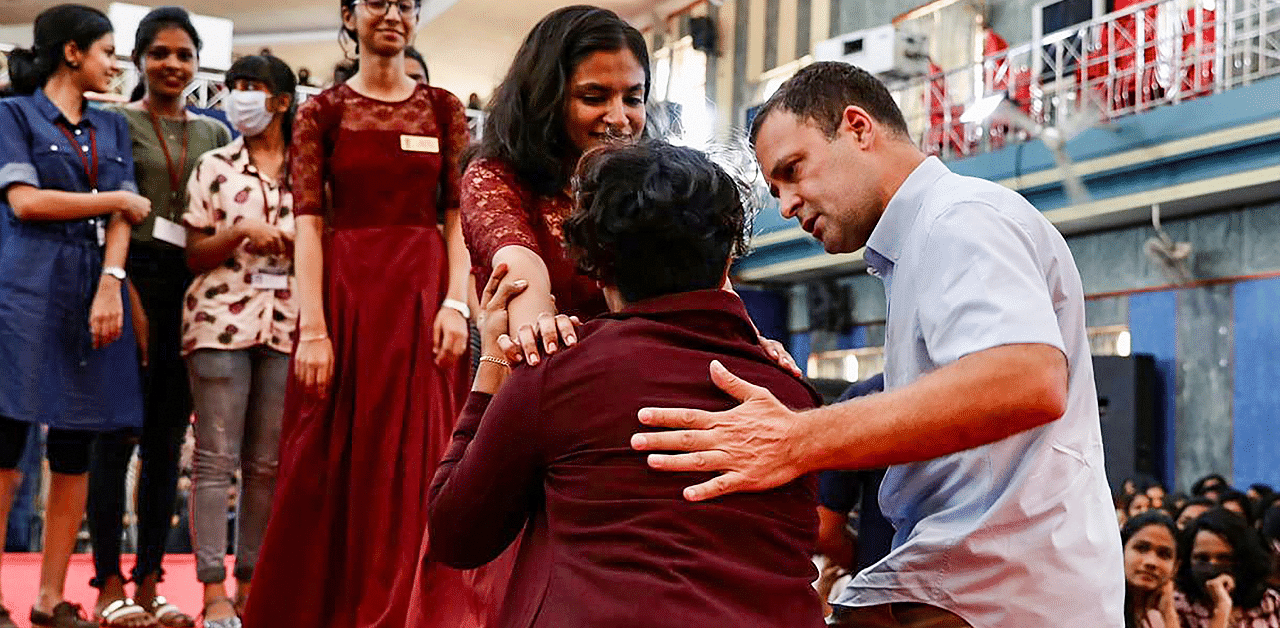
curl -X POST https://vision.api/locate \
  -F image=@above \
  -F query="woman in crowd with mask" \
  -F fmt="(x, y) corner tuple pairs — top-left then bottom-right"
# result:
(180, 54), (298, 628)
(1122, 511), (1181, 628)
(460, 5), (796, 372)
(241, 0), (473, 626)
(0, 6), (147, 628)
(1175, 508), (1280, 627)
(88, 7), (232, 628)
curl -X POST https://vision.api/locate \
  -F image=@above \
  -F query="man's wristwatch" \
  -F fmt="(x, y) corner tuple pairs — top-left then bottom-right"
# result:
(101, 266), (127, 281)
(441, 298), (471, 319)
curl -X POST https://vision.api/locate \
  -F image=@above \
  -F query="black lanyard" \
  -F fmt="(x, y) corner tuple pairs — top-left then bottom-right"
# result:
(55, 122), (98, 192)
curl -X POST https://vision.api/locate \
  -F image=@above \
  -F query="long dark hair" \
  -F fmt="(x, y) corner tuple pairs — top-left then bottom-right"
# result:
(1120, 511), (1179, 628)
(1176, 508), (1273, 610)
(128, 6), (202, 102)
(468, 5), (650, 197)
(6, 4), (113, 95)
(225, 55), (298, 145)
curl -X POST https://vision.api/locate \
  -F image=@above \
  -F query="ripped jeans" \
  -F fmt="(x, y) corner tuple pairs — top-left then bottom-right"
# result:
(186, 347), (288, 584)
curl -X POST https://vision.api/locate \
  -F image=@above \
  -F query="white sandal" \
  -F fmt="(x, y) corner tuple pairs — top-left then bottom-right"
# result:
(100, 599), (155, 627)
(199, 598), (241, 628)
(147, 597), (193, 627)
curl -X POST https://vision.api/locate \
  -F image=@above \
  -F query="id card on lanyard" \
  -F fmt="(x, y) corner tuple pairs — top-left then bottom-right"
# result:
(249, 174), (289, 290)
(54, 122), (106, 246)
(147, 109), (190, 247)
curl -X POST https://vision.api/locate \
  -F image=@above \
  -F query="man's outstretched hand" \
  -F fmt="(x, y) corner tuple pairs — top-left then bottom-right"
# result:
(631, 360), (812, 502)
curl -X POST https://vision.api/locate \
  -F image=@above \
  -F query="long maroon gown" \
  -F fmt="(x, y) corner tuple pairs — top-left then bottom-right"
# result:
(243, 83), (482, 628)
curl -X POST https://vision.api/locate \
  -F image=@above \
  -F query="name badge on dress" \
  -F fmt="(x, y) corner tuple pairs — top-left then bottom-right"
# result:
(400, 135), (439, 153)
(152, 216), (187, 248)
(250, 271), (289, 291)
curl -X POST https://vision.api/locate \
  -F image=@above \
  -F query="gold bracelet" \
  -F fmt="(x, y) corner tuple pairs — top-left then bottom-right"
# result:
(299, 333), (328, 342)
(479, 355), (511, 369)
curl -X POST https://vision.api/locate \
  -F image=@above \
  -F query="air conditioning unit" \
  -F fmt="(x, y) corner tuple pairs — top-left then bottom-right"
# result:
(813, 24), (930, 82)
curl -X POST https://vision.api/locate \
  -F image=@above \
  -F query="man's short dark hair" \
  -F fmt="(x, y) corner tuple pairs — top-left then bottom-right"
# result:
(749, 61), (910, 145)
(565, 140), (750, 303)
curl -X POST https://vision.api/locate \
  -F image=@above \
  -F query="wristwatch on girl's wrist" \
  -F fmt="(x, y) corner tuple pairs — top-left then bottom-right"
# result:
(101, 266), (127, 281)
(441, 298), (470, 319)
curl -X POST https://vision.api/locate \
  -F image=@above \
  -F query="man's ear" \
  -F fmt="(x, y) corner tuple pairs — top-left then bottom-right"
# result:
(840, 105), (875, 148)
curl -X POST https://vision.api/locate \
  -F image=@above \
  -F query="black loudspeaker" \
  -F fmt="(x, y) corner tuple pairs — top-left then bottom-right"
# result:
(690, 16), (717, 54)
(1093, 354), (1159, 493)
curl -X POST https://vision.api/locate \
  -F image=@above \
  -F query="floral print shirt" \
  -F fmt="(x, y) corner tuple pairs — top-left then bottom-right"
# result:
(1176, 588), (1280, 628)
(181, 137), (297, 355)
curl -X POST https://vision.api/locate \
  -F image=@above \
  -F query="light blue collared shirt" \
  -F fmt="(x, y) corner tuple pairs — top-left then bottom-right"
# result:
(836, 157), (1124, 627)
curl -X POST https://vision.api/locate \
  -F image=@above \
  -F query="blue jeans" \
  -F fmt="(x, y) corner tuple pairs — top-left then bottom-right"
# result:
(186, 347), (288, 584)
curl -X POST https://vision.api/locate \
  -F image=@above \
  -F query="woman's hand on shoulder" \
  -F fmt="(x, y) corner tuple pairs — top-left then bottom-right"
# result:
(759, 335), (802, 376)
(478, 264), (578, 367)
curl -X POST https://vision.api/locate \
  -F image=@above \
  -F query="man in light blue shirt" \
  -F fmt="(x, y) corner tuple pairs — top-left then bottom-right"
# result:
(631, 61), (1123, 627)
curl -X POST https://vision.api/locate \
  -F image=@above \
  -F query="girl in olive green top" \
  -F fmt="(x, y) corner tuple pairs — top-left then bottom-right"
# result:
(87, 8), (230, 628)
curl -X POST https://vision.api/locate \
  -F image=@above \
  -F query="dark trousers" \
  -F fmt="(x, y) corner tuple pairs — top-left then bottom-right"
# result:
(87, 243), (192, 586)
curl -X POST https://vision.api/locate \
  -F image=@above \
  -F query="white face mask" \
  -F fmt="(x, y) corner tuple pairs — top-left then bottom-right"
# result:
(224, 90), (273, 137)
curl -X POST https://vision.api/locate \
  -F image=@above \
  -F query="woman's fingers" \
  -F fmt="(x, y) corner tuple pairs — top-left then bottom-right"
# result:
(486, 279), (528, 314)
(516, 323), (540, 365)
(554, 314), (578, 347)
(480, 263), (510, 308)
(497, 334), (520, 362)
(536, 312), (560, 354)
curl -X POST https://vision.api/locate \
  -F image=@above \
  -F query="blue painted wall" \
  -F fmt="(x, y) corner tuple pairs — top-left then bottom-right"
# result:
(1232, 277), (1280, 490)
(1129, 291), (1179, 489)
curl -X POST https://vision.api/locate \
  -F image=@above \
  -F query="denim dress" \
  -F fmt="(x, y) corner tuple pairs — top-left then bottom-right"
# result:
(0, 89), (144, 430)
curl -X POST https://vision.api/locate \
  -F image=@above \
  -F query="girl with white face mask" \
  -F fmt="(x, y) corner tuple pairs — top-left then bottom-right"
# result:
(179, 54), (299, 628)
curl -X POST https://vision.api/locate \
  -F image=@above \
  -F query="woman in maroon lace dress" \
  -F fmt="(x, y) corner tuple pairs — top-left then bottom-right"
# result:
(241, 0), (473, 626)
(460, 6), (796, 375)
(459, 6), (645, 362)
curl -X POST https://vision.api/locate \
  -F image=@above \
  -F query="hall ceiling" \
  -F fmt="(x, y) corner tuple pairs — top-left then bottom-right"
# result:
(2, 0), (666, 99)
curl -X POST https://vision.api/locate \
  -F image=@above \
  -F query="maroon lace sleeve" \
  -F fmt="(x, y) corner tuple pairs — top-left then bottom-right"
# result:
(289, 92), (336, 217)
(461, 158), (542, 272)
(434, 88), (471, 211)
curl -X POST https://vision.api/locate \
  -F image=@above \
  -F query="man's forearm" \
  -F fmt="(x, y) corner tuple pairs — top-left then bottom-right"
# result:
(800, 343), (1069, 472)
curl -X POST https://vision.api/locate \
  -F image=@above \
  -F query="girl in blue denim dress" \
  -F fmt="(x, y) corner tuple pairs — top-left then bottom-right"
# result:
(0, 5), (147, 628)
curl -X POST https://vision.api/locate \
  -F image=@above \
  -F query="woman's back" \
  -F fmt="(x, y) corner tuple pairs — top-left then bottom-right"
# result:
(430, 290), (825, 628)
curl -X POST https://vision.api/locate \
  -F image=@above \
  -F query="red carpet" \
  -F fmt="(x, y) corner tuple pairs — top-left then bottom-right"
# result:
(2, 553), (232, 627)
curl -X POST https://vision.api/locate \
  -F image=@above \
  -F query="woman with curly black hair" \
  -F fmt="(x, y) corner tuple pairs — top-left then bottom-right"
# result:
(426, 140), (825, 628)
(1174, 508), (1280, 627)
